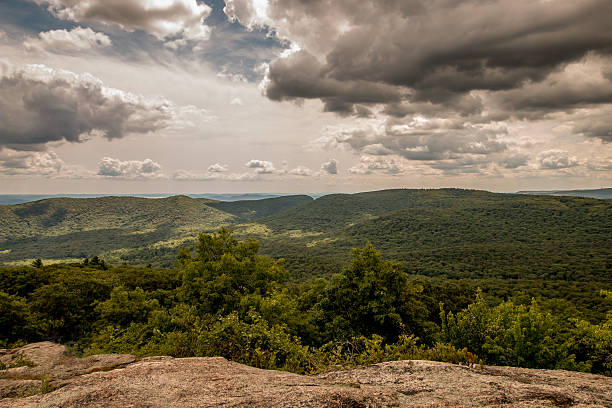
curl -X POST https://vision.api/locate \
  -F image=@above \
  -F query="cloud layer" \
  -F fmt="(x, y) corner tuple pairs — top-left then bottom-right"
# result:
(227, 0), (612, 144)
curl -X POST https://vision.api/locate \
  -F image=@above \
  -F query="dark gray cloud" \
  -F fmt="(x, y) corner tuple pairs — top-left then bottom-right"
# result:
(491, 55), (612, 121)
(267, 0), (611, 97)
(573, 114), (612, 142)
(319, 119), (508, 161)
(321, 159), (338, 174)
(228, 0), (612, 141)
(0, 64), (174, 151)
(264, 50), (401, 112)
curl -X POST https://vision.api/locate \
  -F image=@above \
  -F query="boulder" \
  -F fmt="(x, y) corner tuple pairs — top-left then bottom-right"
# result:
(1, 342), (610, 407)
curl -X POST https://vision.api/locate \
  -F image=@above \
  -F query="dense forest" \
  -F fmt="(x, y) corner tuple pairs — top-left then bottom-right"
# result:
(1, 229), (610, 376)
(2, 191), (611, 285)
(1, 189), (610, 375)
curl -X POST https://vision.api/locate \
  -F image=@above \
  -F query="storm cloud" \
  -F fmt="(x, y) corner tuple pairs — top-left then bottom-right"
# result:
(0, 64), (183, 151)
(227, 0), (612, 142)
(317, 119), (508, 162)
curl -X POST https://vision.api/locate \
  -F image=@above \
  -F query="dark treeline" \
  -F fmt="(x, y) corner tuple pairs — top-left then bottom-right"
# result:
(1, 229), (610, 375)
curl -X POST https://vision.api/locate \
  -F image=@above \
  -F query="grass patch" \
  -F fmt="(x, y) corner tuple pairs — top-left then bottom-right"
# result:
(0, 352), (36, 371)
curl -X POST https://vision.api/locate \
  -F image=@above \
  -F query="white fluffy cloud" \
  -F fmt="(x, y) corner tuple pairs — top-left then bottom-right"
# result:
(245, 159), (276, 174)
(24, 26), (112, 54)
(97, 157), (164, 178)
(537, 150), (579, 170)
(0, 63), (207, 151)
(32, 0), (211, 47)
(207, 163), (228, 173)
(288, 165), (312, 176)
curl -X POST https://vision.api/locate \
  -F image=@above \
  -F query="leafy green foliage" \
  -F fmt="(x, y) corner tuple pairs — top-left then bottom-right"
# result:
(441, 292), (612, 374)
(177, 228), (288, 315)
(0, 291), (31, 347)
(314, 243), (431, 343)
(208, 195), (313, 221)
(0, 229), (610, 376)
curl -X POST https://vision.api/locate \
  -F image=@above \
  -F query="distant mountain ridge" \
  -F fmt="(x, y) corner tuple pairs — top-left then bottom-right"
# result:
(517, 188), (612, 200)
(0, 193), (325, 206)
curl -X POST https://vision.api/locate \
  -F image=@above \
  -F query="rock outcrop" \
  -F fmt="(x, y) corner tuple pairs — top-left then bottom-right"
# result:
(1, 342), (610, 407)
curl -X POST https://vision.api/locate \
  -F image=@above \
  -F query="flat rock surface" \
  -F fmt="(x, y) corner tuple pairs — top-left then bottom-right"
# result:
(1, 342), (611, 407)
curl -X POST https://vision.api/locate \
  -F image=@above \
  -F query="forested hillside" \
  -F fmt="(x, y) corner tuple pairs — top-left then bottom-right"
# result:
(0, 195), (312, 264)
(247, 190), (611, 282)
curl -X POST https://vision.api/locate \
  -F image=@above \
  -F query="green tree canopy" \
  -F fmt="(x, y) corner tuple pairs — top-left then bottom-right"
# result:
(177, 228), (289, 315)
(315, 243), (430, 342)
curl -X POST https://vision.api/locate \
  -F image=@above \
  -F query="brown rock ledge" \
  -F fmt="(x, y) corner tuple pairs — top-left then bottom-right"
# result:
(1, 342), (610, 407)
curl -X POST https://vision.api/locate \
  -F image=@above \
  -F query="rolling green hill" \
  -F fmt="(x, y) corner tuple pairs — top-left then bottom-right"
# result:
(251, 189), (610, 281)
(1, 188), (610, 284)
(0, 195), (312, 265)
(230, 189), (609, 321)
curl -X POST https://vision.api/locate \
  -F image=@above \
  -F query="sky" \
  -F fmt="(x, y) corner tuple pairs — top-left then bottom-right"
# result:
(0, 0), (610, 194)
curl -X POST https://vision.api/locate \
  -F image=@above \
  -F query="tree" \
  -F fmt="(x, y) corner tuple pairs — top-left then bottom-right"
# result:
(95, 286), (159, 327)
(32, 258), (43, 268)
(441, 294), (567, 369)
(0, 291), (31, 345)
(315, 243), (430, 343)
(177, 228), (289, 316)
